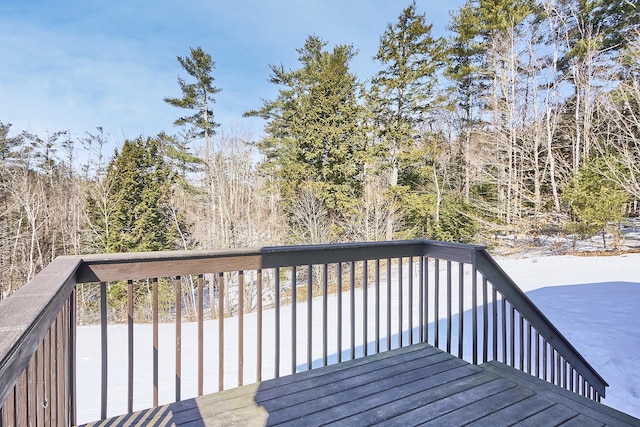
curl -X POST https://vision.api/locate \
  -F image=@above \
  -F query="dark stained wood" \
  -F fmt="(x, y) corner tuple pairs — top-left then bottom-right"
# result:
(80, 343), (639, 427)
(36, 342), (45, 426)
(57, 312), (66, 427)
(27, 353), (37, 426)
(19, 243), (606, 405)
(483, 361), (640, 426)
(260, 241), (427, 268)
(77, 252), (262, 283)
(16, 371), (27, 427)
(75, 241), (477, 282)
(44, 328), (51, 426)
(0, 256), (81, 407)
(422, 239), (485, 264)
(475, 249), (608, 396)
(2, 386), (15, 427)
(508, 402), (579, 427)
(465, 394), (555, 427)
(197, 274), (204, 396)
(50, 325), (58, 427)
(388, 379), (532, 426)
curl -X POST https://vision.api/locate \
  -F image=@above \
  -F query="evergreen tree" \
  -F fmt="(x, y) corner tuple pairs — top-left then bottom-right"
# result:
(558, 0), (639, 63)
(0, 122), (22, 162)
(369, 1), (446, 239)
(431, 194), (478, 243)
(246, 36), (366, 238)
(551, 1), (638, 176)
(563, 155), (629, 249)
(593, 33), (640, 201)
(87, 136), (184, 253)
(447, 0), (538, 227)
(164, 46), (220, 156)
(446, 1), (485, 202)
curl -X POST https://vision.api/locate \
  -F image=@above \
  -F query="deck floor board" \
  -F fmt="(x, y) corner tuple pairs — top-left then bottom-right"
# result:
(81, 343), (639, 427)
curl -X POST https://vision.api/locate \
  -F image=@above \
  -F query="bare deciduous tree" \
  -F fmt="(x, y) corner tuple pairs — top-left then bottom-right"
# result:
(595, 31), (640, 200)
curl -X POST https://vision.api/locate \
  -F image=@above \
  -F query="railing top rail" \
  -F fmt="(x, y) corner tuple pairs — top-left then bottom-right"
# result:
(259, 239), (486, 253)
(261, 240), (428, 268)
(78, 247), (264, 263)
(474, 249), (609, 396)
(76, 240), (487, 283)
(422, 239), (486, 264)
(77, 248), (264, 282)
(0, 256), (82, 406)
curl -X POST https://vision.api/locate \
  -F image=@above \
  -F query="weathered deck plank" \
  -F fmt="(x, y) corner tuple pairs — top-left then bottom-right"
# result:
(81, 343), (639, 427)
(466, 394), (555, 427)
(483, 361), (639, 427)
(326, 369), (498, 426)
(512, 403), (582, 427)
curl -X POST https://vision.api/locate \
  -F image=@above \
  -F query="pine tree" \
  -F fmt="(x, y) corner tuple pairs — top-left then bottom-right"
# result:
(594, 33), (640, 201)
(164, 46), (220, 156)
(369, 1), (446, 239)
(246, 36), (366, 239)
(447, 0), (538, 227)
(87, 136), (183, 253)
(446, 1), (484, 202)
(563, 155), (629, 249)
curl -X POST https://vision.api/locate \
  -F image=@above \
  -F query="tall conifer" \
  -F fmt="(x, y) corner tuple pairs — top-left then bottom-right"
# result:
(246, 36), (366, 238)
(370, 1), (446, 239)
(87, 136), (182, 253)
(164, 46), (220, 156)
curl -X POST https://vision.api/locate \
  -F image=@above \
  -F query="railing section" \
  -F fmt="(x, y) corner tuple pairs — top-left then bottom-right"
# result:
(0, 257), (79, 427)
(0, 241), (608, 426)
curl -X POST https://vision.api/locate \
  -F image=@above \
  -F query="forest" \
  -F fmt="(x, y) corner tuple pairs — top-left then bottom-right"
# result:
(1, 0), (639, 301)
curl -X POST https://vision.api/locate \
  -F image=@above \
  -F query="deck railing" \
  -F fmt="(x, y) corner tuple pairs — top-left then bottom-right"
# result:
(0, 240), (608, 426)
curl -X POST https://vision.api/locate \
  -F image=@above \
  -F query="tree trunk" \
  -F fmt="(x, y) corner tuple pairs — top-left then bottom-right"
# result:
(385, 152), (399, 241)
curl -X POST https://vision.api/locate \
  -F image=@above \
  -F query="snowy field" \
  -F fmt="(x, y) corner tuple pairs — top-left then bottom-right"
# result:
(498, 253), (640, 419)
(75, 253), (640, 424)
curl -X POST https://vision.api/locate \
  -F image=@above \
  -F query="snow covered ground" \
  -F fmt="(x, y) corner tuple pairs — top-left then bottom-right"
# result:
(497, 254), (640, 419)
(75, 253), (640, 424)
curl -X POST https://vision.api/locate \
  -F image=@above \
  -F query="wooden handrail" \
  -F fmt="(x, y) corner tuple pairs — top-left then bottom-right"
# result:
(76, 248), (263, 282)
(0, 240), (609, 425)
(75, 240), (484, 283)
(0, 256), (82, 420)
(474, 249), (608, 397)
(75, 241), (602, 399)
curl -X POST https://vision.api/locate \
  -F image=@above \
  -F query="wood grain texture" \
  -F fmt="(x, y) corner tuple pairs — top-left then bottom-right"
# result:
(0, 256), (81, 413)
(80, 343), (639, 427)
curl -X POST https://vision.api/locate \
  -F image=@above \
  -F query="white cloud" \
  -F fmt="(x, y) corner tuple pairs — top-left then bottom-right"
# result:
(0, 0), (465, 146)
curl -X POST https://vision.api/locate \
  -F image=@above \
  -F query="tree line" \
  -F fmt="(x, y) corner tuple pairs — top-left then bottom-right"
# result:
(1, 0), (639, 301)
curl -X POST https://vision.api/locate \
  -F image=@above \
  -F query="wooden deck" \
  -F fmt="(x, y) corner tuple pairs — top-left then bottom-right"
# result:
(81, 343), (639, 427)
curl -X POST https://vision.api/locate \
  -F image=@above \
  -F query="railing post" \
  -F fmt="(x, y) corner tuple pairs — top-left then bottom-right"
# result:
(363, 260), (368, 356)
(100, 282), (108, 420)
(291, 266), (297, 374)
(306, 265), (312, 371)
(69, 289), (77, 426)
(398, 258), (403, 348)
(127, 279), (134, 414)
(275, 268), (281, 378)
(256, 270), (262, 382)
(322, 264), (328, 367)
(238, 271), (245, 386)
(153, 278), (159, 407)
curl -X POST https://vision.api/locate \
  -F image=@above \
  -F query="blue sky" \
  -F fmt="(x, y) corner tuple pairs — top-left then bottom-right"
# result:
(1, 0), (464, 149)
